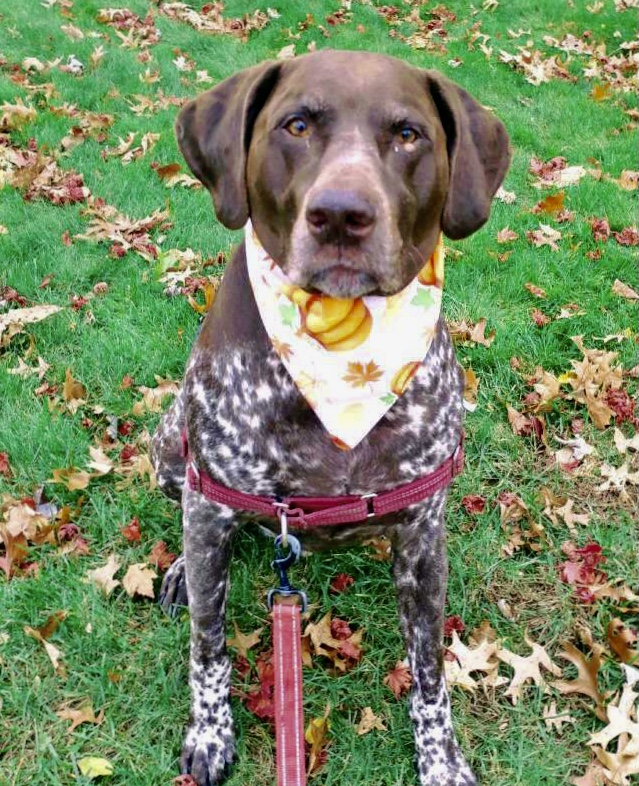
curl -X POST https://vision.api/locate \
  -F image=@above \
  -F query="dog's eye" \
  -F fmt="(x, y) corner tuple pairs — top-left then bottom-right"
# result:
(397, 126), (419, 144)
(285, 117), (309, 137)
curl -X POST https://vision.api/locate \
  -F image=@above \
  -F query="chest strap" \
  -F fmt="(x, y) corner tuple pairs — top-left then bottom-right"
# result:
(181, 431), (464, 529)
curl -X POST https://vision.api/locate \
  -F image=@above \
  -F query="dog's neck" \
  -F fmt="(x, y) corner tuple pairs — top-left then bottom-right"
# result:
(245, 221), (445, 450)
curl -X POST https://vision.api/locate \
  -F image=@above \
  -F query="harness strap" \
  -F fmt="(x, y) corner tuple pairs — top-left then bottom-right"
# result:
(272, 602), (306, 786)
(182, 431), (464, 528)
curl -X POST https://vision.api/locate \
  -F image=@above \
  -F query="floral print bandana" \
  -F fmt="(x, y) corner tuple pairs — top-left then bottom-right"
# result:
(245, 221), (445, 450)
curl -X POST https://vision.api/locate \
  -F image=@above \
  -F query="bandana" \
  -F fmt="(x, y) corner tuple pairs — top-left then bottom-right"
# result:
(245, 221), (444, 450)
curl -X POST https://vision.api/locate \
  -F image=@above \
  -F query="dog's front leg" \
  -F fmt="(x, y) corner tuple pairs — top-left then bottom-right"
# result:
(180, 485), (240, 786)
(392, 494), (477, 786)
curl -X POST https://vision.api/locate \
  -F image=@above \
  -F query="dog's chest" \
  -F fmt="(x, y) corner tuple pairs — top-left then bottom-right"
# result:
(184, 320), (464, 499)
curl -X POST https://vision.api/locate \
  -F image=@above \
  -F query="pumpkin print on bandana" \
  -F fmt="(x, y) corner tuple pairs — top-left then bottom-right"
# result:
(245, 221), (445, 450)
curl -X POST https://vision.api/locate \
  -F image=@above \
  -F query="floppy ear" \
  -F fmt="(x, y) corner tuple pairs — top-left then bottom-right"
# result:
(175, 61), (281, 229)
(425, 72), (511, 240)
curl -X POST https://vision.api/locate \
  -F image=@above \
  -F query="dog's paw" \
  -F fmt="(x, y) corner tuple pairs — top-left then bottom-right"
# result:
(159, 553), (188, 615)
(180, 723), (235, 786)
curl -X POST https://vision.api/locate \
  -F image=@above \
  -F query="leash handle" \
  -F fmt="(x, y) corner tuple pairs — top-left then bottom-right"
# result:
(273, 602), (306, 786)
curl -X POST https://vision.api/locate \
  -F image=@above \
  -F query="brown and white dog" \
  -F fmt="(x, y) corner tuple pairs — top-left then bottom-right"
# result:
(151, 49), (510, 786)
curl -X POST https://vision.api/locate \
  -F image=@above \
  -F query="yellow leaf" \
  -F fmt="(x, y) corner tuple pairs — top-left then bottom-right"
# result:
(77, 757), (114, 778)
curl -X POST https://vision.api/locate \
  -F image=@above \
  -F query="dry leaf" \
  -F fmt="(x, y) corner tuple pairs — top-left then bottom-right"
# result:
(543, 699), (577, 731)
(227, 623), (263, 659)
(554, 641), (607, 721)
(445, 631), (501, 692)
(122, 562), (157, 599)
(496, 636), (562, 704)
(356, 706), (386, 735)
(56, 700), (105, 733)
(384, 661), (413, 699)
(612, 279), (639, 300)
(305, 704), (331, 776)
(607, 619), (638, 665)
(86, 554), (121, 596)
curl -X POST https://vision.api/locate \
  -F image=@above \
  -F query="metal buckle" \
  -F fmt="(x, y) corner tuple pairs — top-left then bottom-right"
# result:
(266, 533), (307, 612)
(361, 492), (377, 518)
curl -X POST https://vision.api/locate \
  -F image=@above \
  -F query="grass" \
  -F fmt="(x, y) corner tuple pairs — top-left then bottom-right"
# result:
(0, 1), (637, 785)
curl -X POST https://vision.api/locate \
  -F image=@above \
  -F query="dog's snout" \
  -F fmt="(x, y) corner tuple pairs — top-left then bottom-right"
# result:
(306, 189), (376, 242)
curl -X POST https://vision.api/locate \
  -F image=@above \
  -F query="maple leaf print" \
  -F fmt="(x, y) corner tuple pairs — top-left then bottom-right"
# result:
(411, 288), (435, 308)
(342, 361), (384, 388)
(271, 337), (293, 361)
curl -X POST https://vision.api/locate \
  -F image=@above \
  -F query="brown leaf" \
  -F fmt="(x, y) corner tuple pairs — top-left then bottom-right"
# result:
(531, 308), (551, 326)
(56, 699), (105, 733)
(63, 368), (86, 407)
(120, 516), (141, 542)
(543, 699), (577, 732)
(227, 622), (263, 659)
(527, 224), (562, 251)
(606, 619), (638, 664)
(611, 279), (639, 300)
(554, 641), (607, 721)
(384, 661), (412, 699)
(532, 191), (565, 214)
(613, 227), (639, 246)
(497, 227), (519, 243)
(525, 282), (547, 298)
(469, 318), (495, 347)
(48, 467), (92, 491)
(148, 540), (177, 571)
(445, 631), (501, 692)
(590, 217), (611, 243)
(356, 707), (386, 735)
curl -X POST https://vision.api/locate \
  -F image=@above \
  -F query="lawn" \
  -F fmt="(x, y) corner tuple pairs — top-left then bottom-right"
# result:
(0, 2), (637, 786)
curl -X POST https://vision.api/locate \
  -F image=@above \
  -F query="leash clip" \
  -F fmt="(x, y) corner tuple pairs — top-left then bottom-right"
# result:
(267, 533), (307, 612)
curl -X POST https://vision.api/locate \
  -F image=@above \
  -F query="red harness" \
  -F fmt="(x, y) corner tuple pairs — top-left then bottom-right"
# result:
(182, 430), (464, 529)
(181, 431), (464, 786)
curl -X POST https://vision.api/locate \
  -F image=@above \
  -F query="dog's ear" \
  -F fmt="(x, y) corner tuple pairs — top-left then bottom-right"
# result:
(175, 61), (281, 229)
(425, 72), (511, 240)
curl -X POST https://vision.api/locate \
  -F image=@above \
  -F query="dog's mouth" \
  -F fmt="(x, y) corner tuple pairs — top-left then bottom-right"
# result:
(307, 265), (379, 298)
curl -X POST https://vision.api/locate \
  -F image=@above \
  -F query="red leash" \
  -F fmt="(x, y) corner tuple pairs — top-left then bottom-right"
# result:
(272, 602), (306, 786)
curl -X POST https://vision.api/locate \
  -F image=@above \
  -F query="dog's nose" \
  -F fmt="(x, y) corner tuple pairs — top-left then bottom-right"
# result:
(306, 189), (376, 242)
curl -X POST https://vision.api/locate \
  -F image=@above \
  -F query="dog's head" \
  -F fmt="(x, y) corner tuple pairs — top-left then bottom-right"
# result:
(176, 50), (510, 299)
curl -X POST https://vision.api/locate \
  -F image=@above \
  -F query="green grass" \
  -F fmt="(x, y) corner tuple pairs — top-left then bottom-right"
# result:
(1, 2), (637, 785)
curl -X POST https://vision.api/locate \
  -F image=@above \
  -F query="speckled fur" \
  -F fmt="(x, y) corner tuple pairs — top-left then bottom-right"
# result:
(152, 49), (510, 786)
(153, 313), (474, 785)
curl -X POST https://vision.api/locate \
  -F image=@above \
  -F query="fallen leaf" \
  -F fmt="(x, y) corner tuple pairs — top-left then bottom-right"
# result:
(56, 699), (105, 733)
(525, 282), (547, 298)
(607, 619), (638, 665)
(445, 631), (501, 692)
(122, 562), (157, 599)
(497, 227), (518, 243)
(86, 554), (121, 596)
(77, 757), (114, 779)
(554, 641), (607, 720)
(543, 699), (577, 731)
(227, 622), (263, 659)
(612, 279), (639, 300)
(356, 706), (386, 735)
(496, 636), (562, 704)
(384, 660), (412, 699)
(305, 704), (331, 776)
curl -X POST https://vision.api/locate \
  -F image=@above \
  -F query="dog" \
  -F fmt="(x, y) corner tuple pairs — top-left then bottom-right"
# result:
(151, 49), (510, 786)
